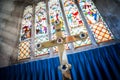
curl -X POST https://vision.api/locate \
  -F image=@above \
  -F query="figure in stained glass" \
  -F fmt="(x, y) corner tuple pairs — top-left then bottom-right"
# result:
(21, 9), (32, 40)
(35, 2), (49, 56)
(63, 0), (91, 48)
(49, 0), (69, 52)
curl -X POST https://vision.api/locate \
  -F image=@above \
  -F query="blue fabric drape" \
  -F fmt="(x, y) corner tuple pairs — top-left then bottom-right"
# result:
(0, 43), (120, 80)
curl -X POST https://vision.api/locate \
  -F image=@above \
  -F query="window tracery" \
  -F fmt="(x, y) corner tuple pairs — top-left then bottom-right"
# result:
(18, 0), (113, 60)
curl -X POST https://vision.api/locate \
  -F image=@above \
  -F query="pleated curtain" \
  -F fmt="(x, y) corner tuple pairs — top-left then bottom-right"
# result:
(0, 43), (120, 80)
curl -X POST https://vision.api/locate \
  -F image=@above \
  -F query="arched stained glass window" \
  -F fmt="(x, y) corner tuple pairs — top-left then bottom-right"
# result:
(78, 0), (113, 42)
(62, 0), (91, 48)
(35, 2), (49, 56)
(18, 6), (33, 60)
(18, 0), (114, 60)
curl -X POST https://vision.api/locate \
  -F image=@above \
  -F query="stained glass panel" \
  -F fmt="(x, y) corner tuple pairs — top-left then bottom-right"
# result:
(49, 0), (70, 52)
(78, 0), (113, 43)
(62, 0), (91, 48)
(18, 6), (32, 60)
(21, 6), (33, 41)
(35, 2), (49, 56)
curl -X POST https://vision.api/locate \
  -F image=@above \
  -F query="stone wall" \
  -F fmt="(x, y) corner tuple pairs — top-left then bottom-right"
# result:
(0, 0), (24, 67)
(0, 0), (120, 67)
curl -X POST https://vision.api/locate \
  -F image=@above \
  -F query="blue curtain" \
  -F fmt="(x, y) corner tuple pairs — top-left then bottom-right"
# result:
(0, 43), (120, 80)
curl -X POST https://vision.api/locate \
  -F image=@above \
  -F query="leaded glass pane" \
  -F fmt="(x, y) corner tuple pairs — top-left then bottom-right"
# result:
(78, 0), (113, 43)
(62, 0), (91, 48)
(35, 2), (49, 56)
(18, 40), (30, 60)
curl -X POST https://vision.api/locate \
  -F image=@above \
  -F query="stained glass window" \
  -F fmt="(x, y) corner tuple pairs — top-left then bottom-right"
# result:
(18, 0), (114, 60)
(18, 6), (33, 60)
(49, 0), (69, 53)
(62, 0), (91, 48)
(35, 2), (49, 56)
(78, 0), (113, 43)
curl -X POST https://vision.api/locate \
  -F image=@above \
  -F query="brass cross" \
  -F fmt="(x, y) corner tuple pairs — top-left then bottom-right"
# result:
(37, 19), (88, 80)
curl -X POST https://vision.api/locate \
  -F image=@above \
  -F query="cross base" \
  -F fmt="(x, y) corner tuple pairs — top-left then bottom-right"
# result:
(58, 64), (72, 80)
